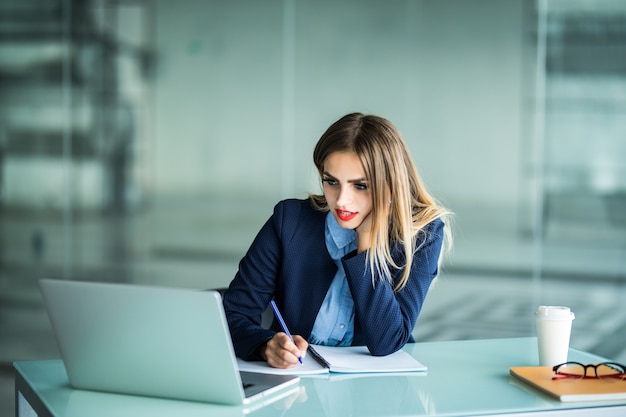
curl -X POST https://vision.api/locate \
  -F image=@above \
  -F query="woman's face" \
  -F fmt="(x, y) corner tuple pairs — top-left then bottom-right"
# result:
(322, 151), (373, 230)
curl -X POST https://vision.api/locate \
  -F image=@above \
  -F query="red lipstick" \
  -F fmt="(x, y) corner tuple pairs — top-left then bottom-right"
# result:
(336, 209), (357, 222)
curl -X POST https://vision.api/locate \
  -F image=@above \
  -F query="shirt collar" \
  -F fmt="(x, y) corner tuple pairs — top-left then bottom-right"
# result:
(325, 211), (357, 251)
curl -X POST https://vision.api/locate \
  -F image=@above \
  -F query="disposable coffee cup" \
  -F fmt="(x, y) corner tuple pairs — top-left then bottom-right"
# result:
(535, 306), (575, 367)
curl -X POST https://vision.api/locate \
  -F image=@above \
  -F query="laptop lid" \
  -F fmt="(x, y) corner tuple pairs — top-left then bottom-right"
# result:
(39, 279), (299, 405)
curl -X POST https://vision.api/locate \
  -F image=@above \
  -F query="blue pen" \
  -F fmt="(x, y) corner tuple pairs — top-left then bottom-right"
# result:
(270, 300), (303, 364)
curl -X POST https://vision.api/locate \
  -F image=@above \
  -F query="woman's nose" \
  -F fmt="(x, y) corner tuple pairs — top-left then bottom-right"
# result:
(336, 186), (352, 206)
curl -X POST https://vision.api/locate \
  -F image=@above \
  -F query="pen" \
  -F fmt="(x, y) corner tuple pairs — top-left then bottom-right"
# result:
(270, 299), (303, 364)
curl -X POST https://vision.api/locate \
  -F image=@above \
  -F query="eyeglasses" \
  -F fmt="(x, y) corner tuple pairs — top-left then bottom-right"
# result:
(552, 362), (626, 381)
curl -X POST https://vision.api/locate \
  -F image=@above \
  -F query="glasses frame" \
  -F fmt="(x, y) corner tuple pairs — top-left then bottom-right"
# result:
(552, 361), (626, 380)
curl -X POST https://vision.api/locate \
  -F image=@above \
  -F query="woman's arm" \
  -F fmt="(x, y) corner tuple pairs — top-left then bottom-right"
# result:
(343, 218), (445, 356)
(222, 205), (287, 360)
(223, 199), (331, 361)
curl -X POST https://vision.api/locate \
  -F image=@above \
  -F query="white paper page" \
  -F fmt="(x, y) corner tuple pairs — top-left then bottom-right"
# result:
(311, 345), (427, 373)
(236, 355), (329, 376)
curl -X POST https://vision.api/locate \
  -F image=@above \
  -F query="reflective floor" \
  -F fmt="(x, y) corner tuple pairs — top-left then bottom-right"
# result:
(1, 198), (625, 417)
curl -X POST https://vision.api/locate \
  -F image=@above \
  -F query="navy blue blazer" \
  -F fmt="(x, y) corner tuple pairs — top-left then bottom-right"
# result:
(223, 198), (444, 361)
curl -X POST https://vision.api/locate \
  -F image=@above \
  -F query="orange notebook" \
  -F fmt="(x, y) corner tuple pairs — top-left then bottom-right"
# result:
(510, 366), (626, 403)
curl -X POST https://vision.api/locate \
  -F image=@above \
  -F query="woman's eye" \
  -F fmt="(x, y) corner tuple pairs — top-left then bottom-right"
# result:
(354, 183), (368, 191)
(323, 178), (338, 186)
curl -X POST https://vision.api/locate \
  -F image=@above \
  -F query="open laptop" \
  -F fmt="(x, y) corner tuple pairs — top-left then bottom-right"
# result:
(39, 279), (300, 407)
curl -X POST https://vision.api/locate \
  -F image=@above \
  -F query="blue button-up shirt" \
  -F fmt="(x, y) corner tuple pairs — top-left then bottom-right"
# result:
(309, 212), (357, 346)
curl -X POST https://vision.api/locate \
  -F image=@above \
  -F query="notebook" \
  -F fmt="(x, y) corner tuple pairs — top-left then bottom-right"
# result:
(510, 366), (626, 402)
(237, 344), (427, 375)
(39, 279), (300, 406)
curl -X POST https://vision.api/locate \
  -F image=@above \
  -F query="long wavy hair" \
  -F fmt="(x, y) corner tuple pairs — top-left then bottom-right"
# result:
(309, 113), (452, 291)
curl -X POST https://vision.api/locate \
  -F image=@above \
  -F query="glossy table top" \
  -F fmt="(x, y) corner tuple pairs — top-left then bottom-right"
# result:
(14, 337), (626, 417)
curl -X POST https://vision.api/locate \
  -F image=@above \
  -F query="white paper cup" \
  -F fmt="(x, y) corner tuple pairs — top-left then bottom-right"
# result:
(535, 306), (575, 367)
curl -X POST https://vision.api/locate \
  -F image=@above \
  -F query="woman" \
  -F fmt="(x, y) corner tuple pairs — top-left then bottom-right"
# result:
(223, 112), (451, 369)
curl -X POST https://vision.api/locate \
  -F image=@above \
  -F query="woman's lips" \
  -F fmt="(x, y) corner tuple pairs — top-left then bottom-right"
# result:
(336, 209), (357, 221)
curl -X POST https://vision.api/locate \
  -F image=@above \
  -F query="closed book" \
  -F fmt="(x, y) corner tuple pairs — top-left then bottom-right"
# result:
(510, 366), (626, 403)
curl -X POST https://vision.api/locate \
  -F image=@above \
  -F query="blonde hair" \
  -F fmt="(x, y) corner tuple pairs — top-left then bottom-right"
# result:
(309, 113), (452, 291)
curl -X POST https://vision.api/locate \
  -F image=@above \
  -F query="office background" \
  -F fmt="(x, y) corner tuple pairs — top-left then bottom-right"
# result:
(1, 0), (625, 415)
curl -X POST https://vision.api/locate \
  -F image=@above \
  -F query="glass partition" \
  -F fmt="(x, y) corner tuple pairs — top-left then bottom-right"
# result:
(533, 0), (626, 362)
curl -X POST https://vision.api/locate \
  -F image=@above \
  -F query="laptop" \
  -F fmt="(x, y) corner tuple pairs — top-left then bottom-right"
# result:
(39, 279), (300, 406)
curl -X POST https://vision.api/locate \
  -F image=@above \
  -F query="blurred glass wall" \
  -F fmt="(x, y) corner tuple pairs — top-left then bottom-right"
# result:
(0, 0), (625, 365)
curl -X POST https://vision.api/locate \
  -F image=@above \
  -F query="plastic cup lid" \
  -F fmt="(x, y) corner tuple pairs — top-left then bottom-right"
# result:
(535, 305), (575, 320)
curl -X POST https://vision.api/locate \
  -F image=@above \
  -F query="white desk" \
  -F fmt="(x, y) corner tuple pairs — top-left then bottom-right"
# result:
(14, 337), (626, 416)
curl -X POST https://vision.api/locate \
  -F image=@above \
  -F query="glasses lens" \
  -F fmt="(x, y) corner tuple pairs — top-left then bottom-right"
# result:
(597, 363), (626, 380)
(556, 363), (585, 379)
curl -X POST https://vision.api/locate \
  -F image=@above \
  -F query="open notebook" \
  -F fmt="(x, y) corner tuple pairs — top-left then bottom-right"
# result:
(238, 345), (427, 375)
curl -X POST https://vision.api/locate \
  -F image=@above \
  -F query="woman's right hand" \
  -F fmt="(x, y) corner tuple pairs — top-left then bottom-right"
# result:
(258, 332), (308, 368)
(355, 211), (373, 253)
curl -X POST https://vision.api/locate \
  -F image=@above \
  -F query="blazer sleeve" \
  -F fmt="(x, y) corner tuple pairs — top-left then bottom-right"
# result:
(222, 199), (333, 361)
(222, 203), (290, 360)
(342, 218), (445, 356)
